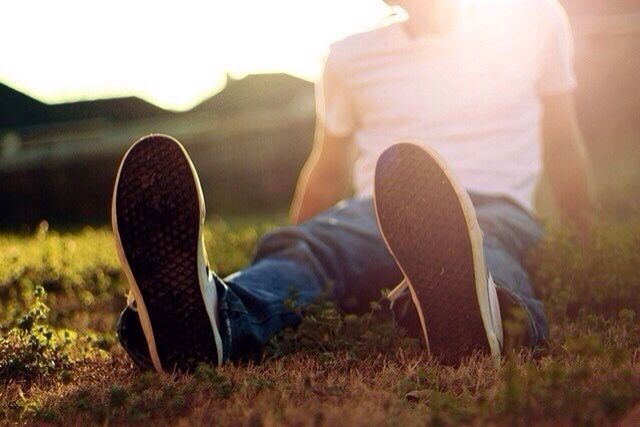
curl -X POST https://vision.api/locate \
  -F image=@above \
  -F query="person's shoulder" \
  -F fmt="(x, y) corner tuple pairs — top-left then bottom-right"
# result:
(499, 0), (567, 20)
(482, 0), (568, 28)
(479, 0), (562, 13)
(332, 22), (397, 51)
(328, 22), (399, 65)
(539, 0), (570, 23)
(522, 0), (570, 33)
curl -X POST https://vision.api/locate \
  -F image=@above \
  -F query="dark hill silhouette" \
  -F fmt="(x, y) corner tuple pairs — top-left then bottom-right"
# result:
(0, 83), (49, 129)
(0, 84), (170, 130)
(1, 74), (312, 131)
(48, 97), (169, 123)
(193, 73), (313, 115)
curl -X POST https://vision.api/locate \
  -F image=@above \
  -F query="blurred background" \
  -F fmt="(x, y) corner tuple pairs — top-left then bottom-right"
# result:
(1, 0), (639, 227)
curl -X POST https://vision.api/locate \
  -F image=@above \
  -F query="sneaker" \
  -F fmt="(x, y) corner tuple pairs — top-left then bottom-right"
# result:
(112, 134), (224, 373)
(115, 301), (153, 370)
(374, 142), (503, 366)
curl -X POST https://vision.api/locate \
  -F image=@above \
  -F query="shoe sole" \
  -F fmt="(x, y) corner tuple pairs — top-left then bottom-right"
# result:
(112, 134), (222, 373)
(374, 142), (500, 365)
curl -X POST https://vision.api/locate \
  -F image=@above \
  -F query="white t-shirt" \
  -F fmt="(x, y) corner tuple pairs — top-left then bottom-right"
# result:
(316, 0), (577, 212)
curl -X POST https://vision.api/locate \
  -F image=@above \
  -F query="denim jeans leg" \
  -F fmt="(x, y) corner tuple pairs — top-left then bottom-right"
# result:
(219, 197), (403, 361)
(472, 195), (549, 347)
(217, 194), (549, 362)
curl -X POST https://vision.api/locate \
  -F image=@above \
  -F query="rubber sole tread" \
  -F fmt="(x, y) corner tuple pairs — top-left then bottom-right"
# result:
(115, 135), (218, 371)
(374, 143), (490, 365)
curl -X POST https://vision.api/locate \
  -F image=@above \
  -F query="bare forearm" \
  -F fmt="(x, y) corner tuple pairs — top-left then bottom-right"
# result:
(542, 94), (593, 224)
(290, 126), (355, 224)
(290, 161), (347, 224)
(545, 134), (592, 221)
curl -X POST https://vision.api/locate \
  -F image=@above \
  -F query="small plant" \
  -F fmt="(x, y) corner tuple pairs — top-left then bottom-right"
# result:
(530, 219), (640, 319)
(0, 284), (107, 384)
(267, 290), (420, 361)
(194, 363), (234, 398)
(0, 286), (76, 382)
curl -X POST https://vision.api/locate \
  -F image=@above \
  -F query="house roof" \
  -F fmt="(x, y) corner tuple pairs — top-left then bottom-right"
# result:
(192, 73), (313, 114)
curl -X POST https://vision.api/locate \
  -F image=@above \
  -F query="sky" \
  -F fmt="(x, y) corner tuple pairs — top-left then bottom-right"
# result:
(1, 0), (393, 111)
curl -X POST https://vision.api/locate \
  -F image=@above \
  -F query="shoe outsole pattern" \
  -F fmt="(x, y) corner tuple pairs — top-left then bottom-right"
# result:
(374, 142), (490, 366)
(113, 135), (218, 372)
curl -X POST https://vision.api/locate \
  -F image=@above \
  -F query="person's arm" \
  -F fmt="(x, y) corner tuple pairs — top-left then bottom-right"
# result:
(536, 2), (593, 234)
(290, 42), (358, 224)
(541, 92), (593, 232)
(289, 126), (356, 224)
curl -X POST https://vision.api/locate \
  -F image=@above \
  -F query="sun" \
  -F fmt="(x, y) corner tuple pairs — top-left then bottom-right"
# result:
(0, 0), (391, 110)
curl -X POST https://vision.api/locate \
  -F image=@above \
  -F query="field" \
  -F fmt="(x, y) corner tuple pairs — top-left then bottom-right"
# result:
(1, 215), (639, 426)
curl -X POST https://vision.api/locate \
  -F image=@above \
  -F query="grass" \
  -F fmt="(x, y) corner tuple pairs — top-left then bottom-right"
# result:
(0, 215), (639, 426)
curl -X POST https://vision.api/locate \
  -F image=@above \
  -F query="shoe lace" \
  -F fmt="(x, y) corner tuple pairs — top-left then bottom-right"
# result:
(387, 278), (409, 308)
(126, 291), (137, 311)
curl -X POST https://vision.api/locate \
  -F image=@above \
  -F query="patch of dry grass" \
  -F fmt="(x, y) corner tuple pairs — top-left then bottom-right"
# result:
(1, 217), (639, 426)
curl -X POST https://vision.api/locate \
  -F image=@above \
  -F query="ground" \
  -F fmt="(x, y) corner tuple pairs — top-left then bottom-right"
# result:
(0, 215), (639, 426)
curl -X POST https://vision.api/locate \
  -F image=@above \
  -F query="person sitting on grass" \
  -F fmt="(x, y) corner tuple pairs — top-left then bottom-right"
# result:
(112, 0), (592, 372)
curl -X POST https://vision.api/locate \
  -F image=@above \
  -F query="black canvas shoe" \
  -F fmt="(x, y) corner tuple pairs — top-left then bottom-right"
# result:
(112, 134), (224, 373)
(116, 304), (153, 370)
(374, 142), (503, 366)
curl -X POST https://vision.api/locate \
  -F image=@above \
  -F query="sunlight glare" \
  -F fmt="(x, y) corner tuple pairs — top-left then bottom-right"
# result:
(0, 0), (391, 110)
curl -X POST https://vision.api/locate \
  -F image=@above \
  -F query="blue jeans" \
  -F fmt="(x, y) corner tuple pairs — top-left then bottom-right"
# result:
(216, 194), (547, 361)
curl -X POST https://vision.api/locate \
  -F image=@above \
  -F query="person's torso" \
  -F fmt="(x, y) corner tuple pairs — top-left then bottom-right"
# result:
(334, 0), (553, 212)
